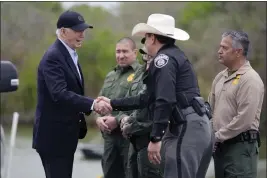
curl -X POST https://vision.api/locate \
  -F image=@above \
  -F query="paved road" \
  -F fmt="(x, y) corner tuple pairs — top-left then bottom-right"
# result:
(2, 135), (266, 178)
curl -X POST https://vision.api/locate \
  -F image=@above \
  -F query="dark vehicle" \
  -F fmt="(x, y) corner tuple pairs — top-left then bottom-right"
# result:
(0, 61), (19, 93)
(1, 60), (19, 177)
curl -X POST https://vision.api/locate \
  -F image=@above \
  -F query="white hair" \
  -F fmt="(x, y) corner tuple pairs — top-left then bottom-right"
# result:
(56, 29), (60, 37)
(222, 30), (250, 57)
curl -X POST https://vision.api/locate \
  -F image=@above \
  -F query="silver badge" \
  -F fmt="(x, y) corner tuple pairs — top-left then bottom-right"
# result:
(154, 54), (169, 68)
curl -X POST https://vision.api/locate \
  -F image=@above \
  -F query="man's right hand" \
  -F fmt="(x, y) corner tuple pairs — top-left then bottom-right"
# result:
(96, 96), (111, 104)
(120, 116), (130, 129)
(93, 99), (112, 115)
(96, 116), (111, 133)
(121, 122), (132, 139)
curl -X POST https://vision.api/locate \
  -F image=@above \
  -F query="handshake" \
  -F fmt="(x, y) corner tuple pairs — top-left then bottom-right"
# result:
(93, 96), (113, 115)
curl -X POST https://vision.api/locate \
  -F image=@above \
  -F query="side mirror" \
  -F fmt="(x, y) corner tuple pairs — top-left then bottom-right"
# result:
(0, 61), (19, 93)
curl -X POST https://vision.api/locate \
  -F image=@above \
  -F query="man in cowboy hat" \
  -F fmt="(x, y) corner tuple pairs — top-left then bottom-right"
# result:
(97, 13), (213, 178)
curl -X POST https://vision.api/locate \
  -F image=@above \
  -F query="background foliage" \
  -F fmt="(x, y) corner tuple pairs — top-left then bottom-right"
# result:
(1, 2), (266, 134)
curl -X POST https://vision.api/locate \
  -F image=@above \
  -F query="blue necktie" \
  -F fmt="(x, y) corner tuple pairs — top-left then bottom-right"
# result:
(73, 51), (81, 80)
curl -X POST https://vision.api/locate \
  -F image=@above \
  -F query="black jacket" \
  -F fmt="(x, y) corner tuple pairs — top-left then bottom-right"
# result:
(32, 39), (94, 156)
(111, 44), (200, 139)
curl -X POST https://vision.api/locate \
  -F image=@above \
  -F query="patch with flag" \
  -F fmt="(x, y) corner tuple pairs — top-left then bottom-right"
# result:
(154, 54), (169, 68)
(127, 73), (135, 82)
(232, 74), (241, 85)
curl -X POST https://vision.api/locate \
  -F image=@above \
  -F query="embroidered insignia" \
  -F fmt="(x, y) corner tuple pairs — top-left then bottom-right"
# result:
(127, 73), (135, 82)
(154, 54), (169, 68)
(78, 16), (84, 21)
(232, 75), (241, 85)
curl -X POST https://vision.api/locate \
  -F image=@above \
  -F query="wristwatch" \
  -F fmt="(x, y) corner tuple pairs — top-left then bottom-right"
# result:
(150, 136), (162, 143)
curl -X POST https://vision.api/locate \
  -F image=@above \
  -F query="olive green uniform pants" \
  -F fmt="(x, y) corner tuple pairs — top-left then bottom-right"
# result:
(127, 143), (163, 178)
(213, 141), (259, 178)
(101, 132), (129, 178)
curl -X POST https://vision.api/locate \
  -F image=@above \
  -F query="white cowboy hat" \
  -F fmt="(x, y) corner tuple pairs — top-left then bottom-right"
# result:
(132, 13), (190, 41)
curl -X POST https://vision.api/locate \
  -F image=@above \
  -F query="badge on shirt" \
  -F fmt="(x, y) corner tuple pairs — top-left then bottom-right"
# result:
(232, 74), (241, 85)
(154, 54), (169, 68)
(127, 73), (135, 82)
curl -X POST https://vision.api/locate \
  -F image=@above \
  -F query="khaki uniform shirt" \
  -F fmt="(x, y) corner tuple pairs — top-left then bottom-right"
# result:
(208, 61), (265, 141)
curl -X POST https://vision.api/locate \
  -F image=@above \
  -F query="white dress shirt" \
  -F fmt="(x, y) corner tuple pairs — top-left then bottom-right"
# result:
(58, 38), (81, 80)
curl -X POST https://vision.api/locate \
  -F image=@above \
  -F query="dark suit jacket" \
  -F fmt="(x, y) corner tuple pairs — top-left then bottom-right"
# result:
(32, 39), (94, 156)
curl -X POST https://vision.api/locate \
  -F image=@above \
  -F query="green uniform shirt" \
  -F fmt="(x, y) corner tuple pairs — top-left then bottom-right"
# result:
(118, 64), (152, 135)
(97, 60), (141, 122)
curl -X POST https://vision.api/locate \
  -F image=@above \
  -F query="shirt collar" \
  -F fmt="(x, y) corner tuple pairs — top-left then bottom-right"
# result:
(58, 38), (78, 65)
(156, 43), (176, 55)
(222, 60), (252, 78)
(129, 60), (140, 71)
(114, 60), (140, 72)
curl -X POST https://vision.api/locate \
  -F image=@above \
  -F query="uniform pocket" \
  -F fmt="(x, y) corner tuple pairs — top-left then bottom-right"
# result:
(224, 142), (259, 178)
(130, 82), (139, 91)
(120, 80), (131, 89)
(116, 81), (131, 98)
(101, 79), (115, 94)
(103, 81), (114, 89)
(250, 142), (259, 157)
(185, 119), (210, 148)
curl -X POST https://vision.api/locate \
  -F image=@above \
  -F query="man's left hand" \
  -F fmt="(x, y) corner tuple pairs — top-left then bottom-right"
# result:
(104, 116), (118, 132)
(148, 141), (162, 165)
(213, 141), (220, 153)
(121, 123), (132, 138)
(120, 116), (130, 129)
(213, 132), (222, 153)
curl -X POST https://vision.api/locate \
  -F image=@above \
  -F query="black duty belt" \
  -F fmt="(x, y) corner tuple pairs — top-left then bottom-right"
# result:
(169, 97), (212, 135)
(223, 130), (261, 147)
(181, 106), (195, 116)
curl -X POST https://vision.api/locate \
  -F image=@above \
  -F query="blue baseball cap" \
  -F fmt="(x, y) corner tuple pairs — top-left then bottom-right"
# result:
(57, 10), (93, 31)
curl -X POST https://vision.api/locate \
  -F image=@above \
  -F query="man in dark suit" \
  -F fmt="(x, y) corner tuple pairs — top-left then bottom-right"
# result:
(32, 10), (112, 178)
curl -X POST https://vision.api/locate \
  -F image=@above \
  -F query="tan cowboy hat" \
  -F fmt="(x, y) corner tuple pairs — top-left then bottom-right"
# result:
(139, 46), (148, 54)
(132, 13), (190, 41)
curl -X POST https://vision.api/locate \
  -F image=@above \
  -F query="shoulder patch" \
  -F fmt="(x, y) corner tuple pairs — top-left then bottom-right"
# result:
(154, 54), (169, 68)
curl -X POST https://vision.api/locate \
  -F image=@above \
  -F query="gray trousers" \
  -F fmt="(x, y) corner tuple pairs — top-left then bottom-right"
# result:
(162, 108), (213, 178)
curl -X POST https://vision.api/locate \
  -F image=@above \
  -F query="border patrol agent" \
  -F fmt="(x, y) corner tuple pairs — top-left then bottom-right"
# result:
(99, 14), (214, 178)
(118, 45), (163, 178)
(95, 37), (141, 178)
(209, 30), (264, 178)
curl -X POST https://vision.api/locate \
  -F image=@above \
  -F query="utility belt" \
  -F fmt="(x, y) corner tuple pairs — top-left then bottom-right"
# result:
(223, 130), (261, 147)
(169, 96), (212, 135)
(129, 134), (150, 152)
(171, 96), (212, 124)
